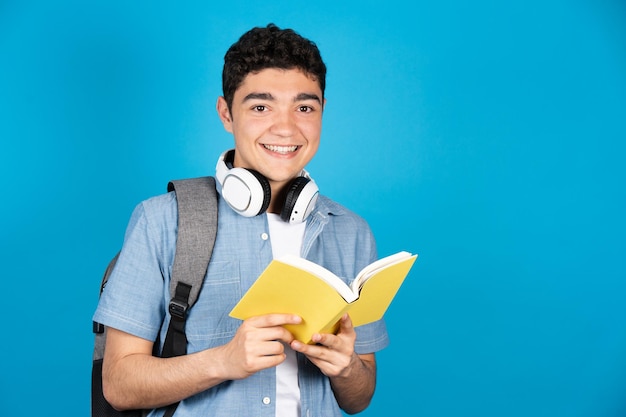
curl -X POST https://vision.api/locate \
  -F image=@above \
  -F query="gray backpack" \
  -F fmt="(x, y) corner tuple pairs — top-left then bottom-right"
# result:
(92, 177), (219, 417)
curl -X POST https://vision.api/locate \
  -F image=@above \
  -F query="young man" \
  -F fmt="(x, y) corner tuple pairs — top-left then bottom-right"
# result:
(93, 23), (389, 416)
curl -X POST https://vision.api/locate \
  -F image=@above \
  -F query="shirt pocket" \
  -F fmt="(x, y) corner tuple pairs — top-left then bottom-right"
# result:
(185, 260), (243, 350)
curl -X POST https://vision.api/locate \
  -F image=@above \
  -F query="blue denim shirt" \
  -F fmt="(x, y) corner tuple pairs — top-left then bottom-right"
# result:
(93, 189), (389, 417)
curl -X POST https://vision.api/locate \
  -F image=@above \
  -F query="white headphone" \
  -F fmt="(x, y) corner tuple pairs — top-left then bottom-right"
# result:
(215, 149), (319, 223)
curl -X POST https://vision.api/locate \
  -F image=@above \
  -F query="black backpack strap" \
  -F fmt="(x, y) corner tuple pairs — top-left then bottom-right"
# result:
(161, 176), (218, 417)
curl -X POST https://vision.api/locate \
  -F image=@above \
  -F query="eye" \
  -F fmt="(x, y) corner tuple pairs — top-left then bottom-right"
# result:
(298, 105), (313, 113)
(253, 105), (266, 112)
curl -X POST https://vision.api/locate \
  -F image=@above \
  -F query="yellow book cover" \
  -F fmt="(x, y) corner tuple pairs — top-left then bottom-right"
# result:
(229, 251), (418, 344)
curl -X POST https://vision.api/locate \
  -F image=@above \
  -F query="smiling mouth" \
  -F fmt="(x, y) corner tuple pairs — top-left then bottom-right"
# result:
(263, 144), (299, 154)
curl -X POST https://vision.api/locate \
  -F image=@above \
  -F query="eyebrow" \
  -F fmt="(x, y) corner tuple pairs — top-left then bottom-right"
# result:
(295, 93), (322, 104)
(242, 92), (322, 104)
(243, 92), (274, 102)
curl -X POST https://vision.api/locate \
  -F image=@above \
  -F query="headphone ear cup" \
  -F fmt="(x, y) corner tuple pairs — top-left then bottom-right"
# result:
(246, 169), (272, 215)
(221, 167), (271, 217)
(280, 176), (319, 223)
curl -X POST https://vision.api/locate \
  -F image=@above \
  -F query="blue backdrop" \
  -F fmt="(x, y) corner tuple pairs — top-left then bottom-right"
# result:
(1, 1), (625, 416)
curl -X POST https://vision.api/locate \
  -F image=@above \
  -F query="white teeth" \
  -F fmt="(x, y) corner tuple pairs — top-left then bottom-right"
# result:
(263, 145), (299, 154)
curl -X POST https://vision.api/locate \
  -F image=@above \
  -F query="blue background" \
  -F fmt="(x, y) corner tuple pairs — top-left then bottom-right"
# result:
(1, 1), (625, 416)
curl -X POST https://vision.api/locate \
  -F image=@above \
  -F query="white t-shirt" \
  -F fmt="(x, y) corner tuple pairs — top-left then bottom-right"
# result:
(266, 213), (306, 417)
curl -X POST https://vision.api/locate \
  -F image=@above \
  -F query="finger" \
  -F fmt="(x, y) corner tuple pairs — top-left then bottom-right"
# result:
(241, 350), (287, 374)
(270, 327), (296, 344)
(247, 313), (302, 327)
(257, 340), (286, 357)
(238, 322), (296, 346)
(291, 335), (338, 358)
(290, 339), (326, 359)
(310, 330), (343, 350)
(290, 340), (344, 376)
(338, 314), (354, 333)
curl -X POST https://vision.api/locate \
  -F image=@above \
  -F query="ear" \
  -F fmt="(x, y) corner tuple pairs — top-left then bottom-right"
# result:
(216, 96), (233, 133)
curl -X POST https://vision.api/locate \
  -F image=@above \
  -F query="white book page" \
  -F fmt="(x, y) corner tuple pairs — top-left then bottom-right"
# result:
(278, 254), (357, 302)
(350, 251), (413, 293)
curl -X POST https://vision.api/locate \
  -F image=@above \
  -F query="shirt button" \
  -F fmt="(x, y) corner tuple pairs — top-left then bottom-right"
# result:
(262, 396), (271, 405)
(261, 232), (269, 241)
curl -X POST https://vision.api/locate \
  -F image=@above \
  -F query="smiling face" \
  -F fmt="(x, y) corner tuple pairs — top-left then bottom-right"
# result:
(217, 67), (325, 212)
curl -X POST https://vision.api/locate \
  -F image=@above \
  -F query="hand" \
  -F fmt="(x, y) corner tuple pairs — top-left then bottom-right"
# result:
(290, 314), (359, 378)
(216, 314), (302, 380)
(290, 314), (377, 413)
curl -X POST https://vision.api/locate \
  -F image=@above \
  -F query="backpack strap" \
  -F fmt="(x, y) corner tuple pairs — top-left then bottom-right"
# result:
(160, 176), (218, 417)
(161, 176), (218, 358)
(166, 176), (219, 315)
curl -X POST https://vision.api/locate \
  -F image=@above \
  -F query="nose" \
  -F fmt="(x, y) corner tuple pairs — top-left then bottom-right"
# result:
(270, 109), (296, 137)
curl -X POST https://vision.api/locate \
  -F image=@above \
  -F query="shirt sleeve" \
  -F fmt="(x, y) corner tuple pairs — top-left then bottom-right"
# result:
(353, 221), (390, 354)
(92, 195), (175, 341)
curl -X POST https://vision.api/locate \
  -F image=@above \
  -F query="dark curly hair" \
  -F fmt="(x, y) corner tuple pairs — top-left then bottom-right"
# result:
(222, 23), (327, 111)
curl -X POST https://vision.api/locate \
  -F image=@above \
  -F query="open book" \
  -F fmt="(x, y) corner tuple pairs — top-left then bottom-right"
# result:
(229, 251), (418, 344)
